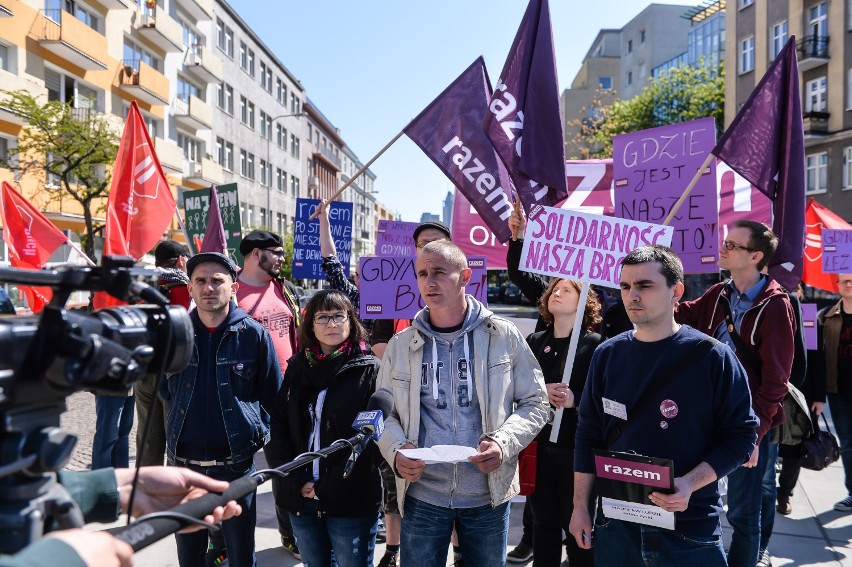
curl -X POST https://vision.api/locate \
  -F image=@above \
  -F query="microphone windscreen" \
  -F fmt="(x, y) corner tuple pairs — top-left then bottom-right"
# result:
(368, 388), (394, 417)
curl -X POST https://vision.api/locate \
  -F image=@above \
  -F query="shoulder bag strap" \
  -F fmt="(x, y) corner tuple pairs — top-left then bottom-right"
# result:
(719, 298), (762, 373)
(605, 338), (716, 448)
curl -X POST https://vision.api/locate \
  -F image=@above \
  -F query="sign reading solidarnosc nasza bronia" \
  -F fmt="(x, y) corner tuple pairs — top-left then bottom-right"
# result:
(292, 198), (353, 280)
(520, 206), (674, 289)
(358, 255), (488, 319)
(613, 117), (718, 274)
(821, 229), (852, 273)
(375, 220), (419, 256)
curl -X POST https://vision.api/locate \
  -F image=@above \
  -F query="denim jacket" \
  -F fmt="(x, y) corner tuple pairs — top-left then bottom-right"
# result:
(160, 302), (283, 464)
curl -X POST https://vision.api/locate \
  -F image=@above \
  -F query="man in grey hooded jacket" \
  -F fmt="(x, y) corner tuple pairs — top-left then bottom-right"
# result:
(376, 240), (549, 567)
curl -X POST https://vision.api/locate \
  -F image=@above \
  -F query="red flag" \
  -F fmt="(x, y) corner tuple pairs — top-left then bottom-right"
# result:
(200, 184), (228, 254)
(103, 100), (176, 261)
(1, 181), (68, 311)
(803, 198), (852, 293)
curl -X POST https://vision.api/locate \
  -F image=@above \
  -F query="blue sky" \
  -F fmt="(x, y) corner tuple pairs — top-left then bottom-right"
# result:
(231, 1), (700, 222)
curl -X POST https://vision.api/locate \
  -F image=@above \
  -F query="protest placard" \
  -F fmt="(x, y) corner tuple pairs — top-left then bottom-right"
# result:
(358, 255), (487, 319)
(183, 183), (242, 263)
(821, 229), (852, 273)
(613, 118), (718, 273)
(292, 198), (353, 279)
(519, 206), (674, 289)
(375, 220), (419, 256)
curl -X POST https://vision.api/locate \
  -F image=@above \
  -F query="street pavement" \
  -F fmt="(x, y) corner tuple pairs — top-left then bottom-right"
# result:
(53, 308), (852, 566)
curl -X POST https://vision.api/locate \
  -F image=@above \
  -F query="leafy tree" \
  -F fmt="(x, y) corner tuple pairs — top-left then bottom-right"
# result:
(0, 90), (119, 260)
(568, 60), (725, 159)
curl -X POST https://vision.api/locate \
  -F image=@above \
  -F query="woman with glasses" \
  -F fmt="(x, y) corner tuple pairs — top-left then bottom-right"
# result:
(266, 289), (382, 566)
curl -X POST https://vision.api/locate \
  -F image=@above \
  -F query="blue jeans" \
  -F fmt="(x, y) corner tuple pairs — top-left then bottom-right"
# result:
(289, 497), (378, 567)
(593, 517), (726, 566)
(828, 393), (852, 497)
(760, 439), (779, 551)
(726, 434), (771, 567)
(400, 496), (509, 567)
(91, 395), (135, 469)
(172, 459), (257, 567)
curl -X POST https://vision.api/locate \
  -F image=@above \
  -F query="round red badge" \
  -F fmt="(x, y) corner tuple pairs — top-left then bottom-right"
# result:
(660, 399), (678, 419)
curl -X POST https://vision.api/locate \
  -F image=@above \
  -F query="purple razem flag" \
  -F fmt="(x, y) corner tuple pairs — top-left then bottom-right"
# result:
(404, 57), (514, 243)
(712, 36), (805, 290)
(483, 0), (567, 212)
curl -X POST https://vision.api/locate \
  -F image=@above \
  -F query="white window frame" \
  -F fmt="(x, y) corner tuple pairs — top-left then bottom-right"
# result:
(740, 36), (755, 74)
(843, 147), (852, 190)
(740, 0), (754, 8)
(806, 77), (827, 112)
(806, 152), (828, 194)
(770, 21), (788, 60)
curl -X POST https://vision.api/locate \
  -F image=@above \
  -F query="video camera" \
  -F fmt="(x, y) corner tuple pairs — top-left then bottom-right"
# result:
(0, 255), (192, 553)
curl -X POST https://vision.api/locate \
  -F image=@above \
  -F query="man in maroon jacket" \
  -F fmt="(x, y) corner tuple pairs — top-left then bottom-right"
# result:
(676, 220), (795, 567)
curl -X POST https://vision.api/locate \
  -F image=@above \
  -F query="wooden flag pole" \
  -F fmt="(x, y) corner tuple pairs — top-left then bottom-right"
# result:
(548, 283), (590, 443)
(64, 237), (96, 267)
(173, 205), (195, 255)
(308, 131), (406, 221)
(663, 153), (715, 227)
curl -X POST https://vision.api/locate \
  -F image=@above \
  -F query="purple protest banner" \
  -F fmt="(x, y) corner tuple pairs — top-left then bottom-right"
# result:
(613, 118), (719, 274)
(358, 255), (488, 319)
(520, 206), (673, 289)
(484, 0), (568, 211)
(404, 58), (514, 243)
(821, 229), (852, 273)
(801, 303), (818, 351)
(375, 220), (419, 256)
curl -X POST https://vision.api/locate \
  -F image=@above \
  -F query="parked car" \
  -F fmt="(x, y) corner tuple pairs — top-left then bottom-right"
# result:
(298, 288), (319, 310)
(503, 283), (522, 304)
(487, 286), (502, 303)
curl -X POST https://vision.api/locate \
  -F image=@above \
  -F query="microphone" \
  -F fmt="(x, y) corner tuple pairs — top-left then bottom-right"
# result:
(343, 389), (394, 478)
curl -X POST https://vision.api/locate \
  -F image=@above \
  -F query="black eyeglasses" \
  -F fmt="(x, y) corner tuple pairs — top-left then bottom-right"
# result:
(262, 248), (286, 257)
(314, 313), (348, 325)
(722, 241), (755, 252)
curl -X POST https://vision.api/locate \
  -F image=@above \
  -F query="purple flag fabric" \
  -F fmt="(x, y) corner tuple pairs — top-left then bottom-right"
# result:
(404, 57), (514, 243)
(483, 0), (567, 212)
(712, 36), (805, 290)
(200, 184), (228, 254)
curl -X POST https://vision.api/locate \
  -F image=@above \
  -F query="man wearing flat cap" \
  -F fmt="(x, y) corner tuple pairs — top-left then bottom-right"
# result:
(235, 229), (302, 556)
(160, 252), (282, 567)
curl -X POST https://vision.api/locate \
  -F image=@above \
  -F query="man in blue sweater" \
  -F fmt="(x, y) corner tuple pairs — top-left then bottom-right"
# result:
(569, 245), (758, 565)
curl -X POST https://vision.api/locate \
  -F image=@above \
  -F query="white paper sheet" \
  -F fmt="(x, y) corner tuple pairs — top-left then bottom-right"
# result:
(601, 497), (675, 530)
(398, 445), (477, 464)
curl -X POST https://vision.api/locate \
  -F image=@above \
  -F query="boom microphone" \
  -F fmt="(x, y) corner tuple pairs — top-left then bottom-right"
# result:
(342, 389), (394, 478)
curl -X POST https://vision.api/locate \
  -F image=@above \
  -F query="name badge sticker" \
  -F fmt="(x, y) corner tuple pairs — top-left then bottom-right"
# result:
(603, 397), (628, 421)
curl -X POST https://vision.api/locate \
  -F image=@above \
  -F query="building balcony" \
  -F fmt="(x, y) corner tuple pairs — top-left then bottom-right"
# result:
(35, 10), (108, 70)
(0, 71), (45, 125)
(803, 111), (829, 139)
(172, 94), (212, 131)
(136, 9), (183, 53)
(155, 137), (184, 172)
(313, 145), (341, 170)
(184, 47), (223, 84)
(97, 0), (131, 9)
(119, 59), (169, 105)
(0, 4), (13, 17)
(175, 0), (211, 21)
(797, 36), (829, 72)
(183, 157), (223, 186)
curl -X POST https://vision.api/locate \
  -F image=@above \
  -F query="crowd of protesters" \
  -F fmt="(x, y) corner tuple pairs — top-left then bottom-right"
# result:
(75, 207), (852, 567)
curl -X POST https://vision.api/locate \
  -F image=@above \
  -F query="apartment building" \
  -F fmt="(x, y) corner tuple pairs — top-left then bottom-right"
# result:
(340, 143), (377, 263)
(211, 0), (303, 235)
(728, 0), (851, 220)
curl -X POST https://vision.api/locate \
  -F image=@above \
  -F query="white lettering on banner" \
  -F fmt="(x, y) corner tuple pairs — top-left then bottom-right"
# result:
(521, 206), (673, 289)
(441, 136), (512, 220)
(622, 130), (706, 168)
(562, 162), (609, 215)
(489, 80), (524, 156)
(603, 464), (663, 481)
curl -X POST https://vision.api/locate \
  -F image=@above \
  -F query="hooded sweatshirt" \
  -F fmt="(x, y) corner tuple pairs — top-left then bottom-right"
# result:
(406, 296), (491, 509)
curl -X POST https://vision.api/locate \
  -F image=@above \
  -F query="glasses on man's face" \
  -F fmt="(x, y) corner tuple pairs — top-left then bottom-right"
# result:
(722, 241), (754, 252)
(839, 280), (852, 287)
(314, 312), (348, 325)
(263, 248), (286, 257)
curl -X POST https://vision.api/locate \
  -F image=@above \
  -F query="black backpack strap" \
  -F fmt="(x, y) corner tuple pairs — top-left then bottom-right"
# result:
(605, 337), (716, 448)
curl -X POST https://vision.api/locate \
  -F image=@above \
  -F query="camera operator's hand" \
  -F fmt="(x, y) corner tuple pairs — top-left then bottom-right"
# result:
(115, 467), (241, 531)
(45, 529), (133, 567)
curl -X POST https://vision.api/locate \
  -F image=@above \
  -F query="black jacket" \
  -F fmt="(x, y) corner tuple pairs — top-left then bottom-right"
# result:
(265, 345), (382, 517)
(526, 328), (602, 448)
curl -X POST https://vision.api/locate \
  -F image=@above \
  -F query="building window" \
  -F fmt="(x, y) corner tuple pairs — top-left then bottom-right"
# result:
(848, 68), (852, 109)
(260, 159), (270, 187)
(291, 175), (300, 198)
(276, 124), (287, 150)
(640, 30), (646, 43)
(626, 71), (632, 85)
(810, 3), (827, 39)
(806, 152), (828, 194)
(0, 137), (8, 162)
(740, 36), (755, 73)
(240, 149), (247, 177)
(260, 111), (272, 139)
(740, 0), (754, 7)
(276, 78), (287, 105)
(290, 135), (300, 158)
(260, 62), (272, 93)
(216, 19), (233, 58)
(247, 152), (255, 180)
(176, 78), (200, 103)
(217, 82), (233, 114)
(290, 92), (300, 114)
(277, 212), (284, 234)
(844, 147), (852, 189)
(240, 96), (255, 128)
(771, 21), (788, 60)
(0, 44), (9, 72)
(216, 137), (234, 171)
(627, 39), (633, 54)
(123, 40), (160, 72)
(277, 168), (287, 192)
(806, 77), (827, 112)
(177, 133), (199, 163)
(239, 42), (254, 76)
(598, 76), (613, 90)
